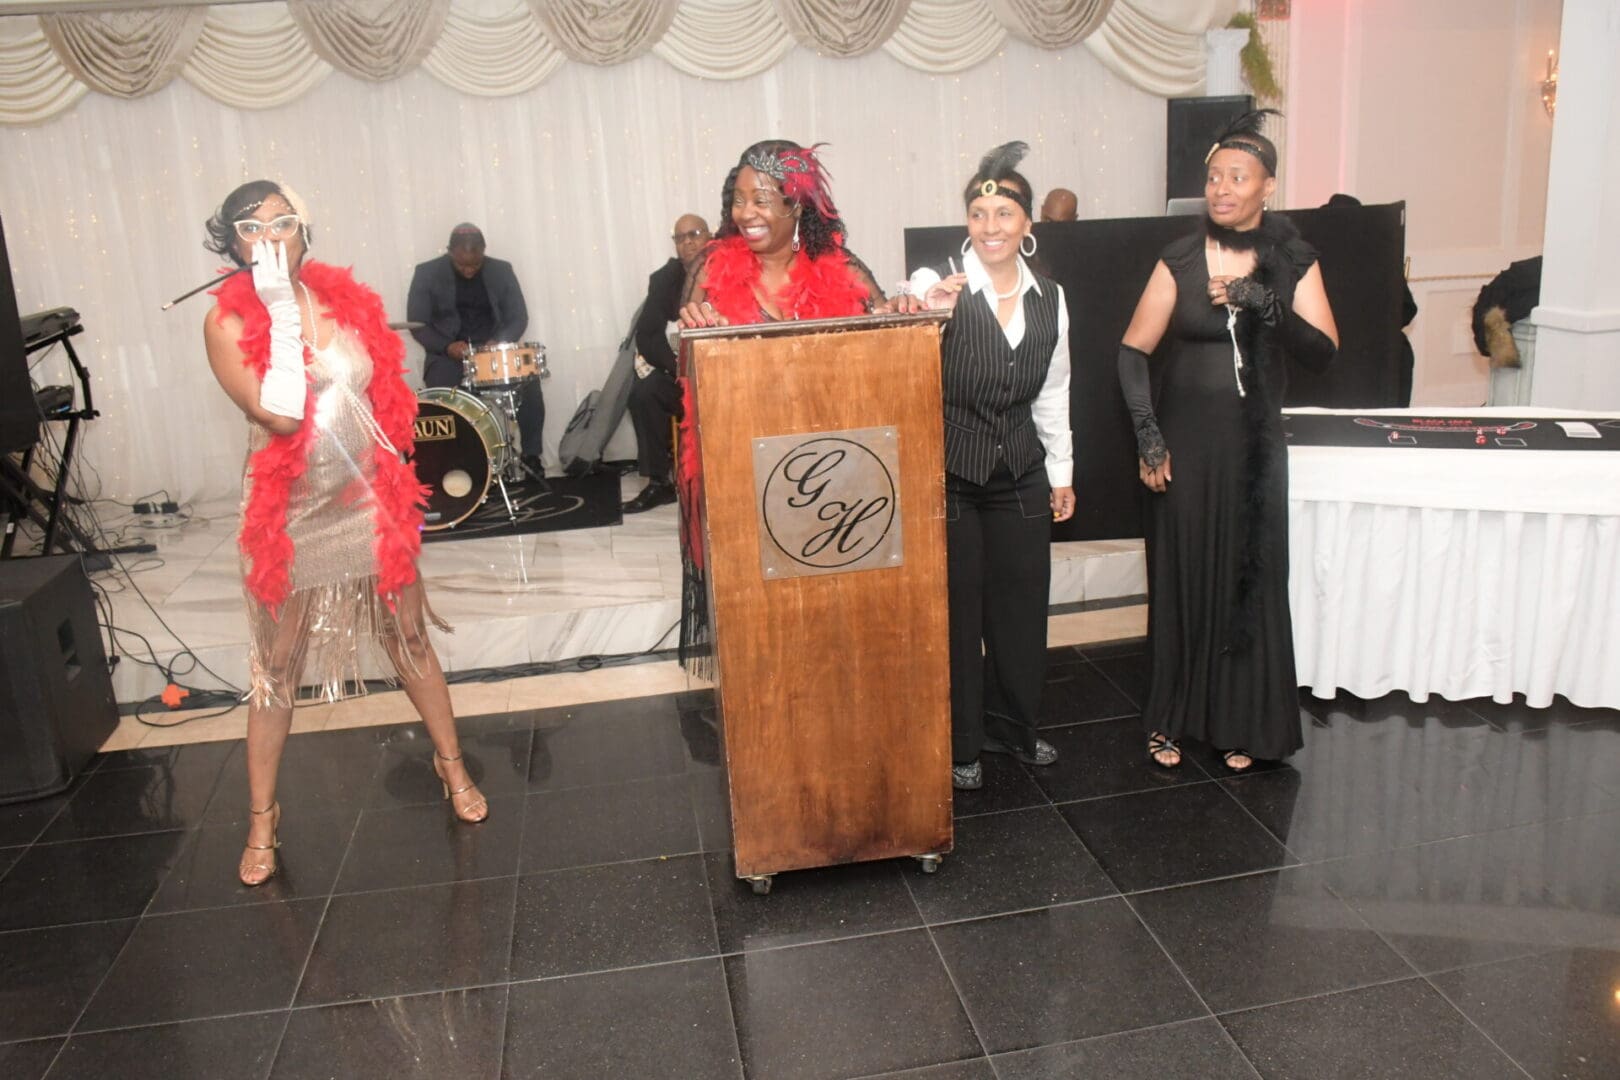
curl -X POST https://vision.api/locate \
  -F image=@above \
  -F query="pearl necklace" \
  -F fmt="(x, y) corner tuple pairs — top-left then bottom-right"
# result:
(1212, 242), (1245, 398)
(991, 262), (1023, 301)
(297, 280), (324, 351)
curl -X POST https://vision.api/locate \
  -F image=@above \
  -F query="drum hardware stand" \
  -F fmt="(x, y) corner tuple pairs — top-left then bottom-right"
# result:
(461, 342), (551, 501)
(489, 459), (519, 522)
(480, 385), (551, 496)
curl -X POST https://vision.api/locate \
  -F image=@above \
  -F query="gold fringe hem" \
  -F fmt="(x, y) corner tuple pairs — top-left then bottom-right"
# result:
(245, 576), (453, 710)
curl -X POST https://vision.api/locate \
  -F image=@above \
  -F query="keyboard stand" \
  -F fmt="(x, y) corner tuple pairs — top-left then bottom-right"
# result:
(1, 323), (155, 566)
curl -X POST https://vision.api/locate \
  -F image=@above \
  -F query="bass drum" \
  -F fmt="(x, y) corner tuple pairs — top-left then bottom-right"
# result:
(412, 387), (509, 530)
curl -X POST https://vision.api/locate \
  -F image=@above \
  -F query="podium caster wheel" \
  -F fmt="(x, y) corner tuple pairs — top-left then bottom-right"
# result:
(746, 875), (773, 896)
(915, 854), (943, 874)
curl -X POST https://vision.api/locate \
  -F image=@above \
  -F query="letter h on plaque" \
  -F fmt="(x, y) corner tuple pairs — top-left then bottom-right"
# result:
(753, 427), (903, 579)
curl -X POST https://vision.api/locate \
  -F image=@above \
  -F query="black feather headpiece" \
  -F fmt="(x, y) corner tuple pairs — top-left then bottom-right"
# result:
(1205, 109), (1282, 175)
(976, 140), (1028, 179)
(964, 140), (1033, 216)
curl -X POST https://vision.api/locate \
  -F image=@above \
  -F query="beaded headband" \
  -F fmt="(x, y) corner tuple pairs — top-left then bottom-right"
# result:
(965, 141), (1033, 217)
(972, 177), (1033, 217)
(1204, 138), (1277, 176)
(742, 143), (839, 221)
(1203, 109), (1282, 176)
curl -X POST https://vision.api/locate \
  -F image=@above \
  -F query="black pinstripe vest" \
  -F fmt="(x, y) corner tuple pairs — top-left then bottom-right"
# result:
(938, 266), (1061, 485)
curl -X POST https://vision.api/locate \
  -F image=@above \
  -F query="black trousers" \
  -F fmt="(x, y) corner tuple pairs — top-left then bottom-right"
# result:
(946, 461), (1052, 764)
(425, 355), (544, 462)
(627, 367), (683, 481)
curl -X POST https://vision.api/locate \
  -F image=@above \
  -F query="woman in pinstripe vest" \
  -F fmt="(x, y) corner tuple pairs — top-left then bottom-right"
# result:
(908, 143), (1075, 792)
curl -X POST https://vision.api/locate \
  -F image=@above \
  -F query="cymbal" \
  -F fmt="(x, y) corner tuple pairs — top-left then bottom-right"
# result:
(388, 320), (424, 331)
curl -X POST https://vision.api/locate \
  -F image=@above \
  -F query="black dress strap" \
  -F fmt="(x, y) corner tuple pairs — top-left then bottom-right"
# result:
(1159, 229), (1204, 275)
(1282, 235), (1320, 282)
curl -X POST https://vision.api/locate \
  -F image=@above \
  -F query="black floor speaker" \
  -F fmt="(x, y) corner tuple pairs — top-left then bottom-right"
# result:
(0, 555), (118, 803)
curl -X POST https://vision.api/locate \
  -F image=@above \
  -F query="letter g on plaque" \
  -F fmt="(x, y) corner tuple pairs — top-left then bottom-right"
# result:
(753, 427), (903, 580)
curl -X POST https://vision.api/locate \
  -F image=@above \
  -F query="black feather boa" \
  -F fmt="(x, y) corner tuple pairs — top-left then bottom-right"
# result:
(1216, 212), (1301, 654)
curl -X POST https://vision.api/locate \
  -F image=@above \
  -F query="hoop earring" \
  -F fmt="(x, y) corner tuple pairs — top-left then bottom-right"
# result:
(960, 236), (972, 257)
(792, 223), (800, 252)
(1020, 234), (1037, 257)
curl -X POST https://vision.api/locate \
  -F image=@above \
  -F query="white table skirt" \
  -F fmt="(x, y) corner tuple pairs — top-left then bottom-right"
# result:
(1286, 407), (1620, 710)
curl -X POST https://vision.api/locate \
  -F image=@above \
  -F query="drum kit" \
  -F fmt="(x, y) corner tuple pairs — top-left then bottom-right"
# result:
(403, 331), (550, 531)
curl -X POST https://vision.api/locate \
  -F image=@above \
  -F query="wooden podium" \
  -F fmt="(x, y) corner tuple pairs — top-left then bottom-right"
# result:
(683, 312), (954, 892)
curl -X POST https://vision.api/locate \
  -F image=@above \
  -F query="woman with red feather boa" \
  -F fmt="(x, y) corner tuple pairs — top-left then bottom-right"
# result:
(672, 141), (892, 674)
(677, 140), (885, 328)
(201, 181), (488, 887)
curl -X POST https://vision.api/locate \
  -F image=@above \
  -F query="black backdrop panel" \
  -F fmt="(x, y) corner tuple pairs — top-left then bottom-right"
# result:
(1284, 202), (1408, 408)
(0, 216), (35, 455)
(903, 202), (1407, 540)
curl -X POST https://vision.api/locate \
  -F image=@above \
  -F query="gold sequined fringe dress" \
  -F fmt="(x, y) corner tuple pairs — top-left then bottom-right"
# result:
(241, 326), (446, 708)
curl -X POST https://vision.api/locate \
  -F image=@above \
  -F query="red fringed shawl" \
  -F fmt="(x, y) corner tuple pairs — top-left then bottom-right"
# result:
(676, 236), (872, 568)
(212, 261), (424, 615)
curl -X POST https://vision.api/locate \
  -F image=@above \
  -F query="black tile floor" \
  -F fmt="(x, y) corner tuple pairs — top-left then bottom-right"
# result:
(2, 643), (1618, 1079)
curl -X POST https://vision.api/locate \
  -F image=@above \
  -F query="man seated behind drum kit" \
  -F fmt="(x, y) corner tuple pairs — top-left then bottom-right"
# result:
(623, 212), (711, 514)
(407, 223), (544, 476)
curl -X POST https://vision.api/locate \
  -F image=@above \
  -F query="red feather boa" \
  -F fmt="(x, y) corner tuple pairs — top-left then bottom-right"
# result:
(212, 261), (424, 615)
(698, 234), (869, 324)
(676, 236), (872, 567)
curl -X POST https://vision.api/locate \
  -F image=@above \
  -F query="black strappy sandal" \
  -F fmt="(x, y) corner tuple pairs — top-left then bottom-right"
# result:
(1221, 748), (1255, 774)
(1147, 732), (1182, 770)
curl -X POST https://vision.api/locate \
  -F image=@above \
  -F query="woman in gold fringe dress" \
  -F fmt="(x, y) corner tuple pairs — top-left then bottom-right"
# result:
(201, 180), (488, 887)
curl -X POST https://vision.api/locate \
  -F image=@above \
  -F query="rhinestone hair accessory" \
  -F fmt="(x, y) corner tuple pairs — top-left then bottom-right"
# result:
(743, 142), (838, 221)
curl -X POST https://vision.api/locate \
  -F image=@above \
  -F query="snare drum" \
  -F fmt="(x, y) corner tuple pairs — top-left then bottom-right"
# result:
(463, 341), (547, 388)
(412, 387), (510, 530)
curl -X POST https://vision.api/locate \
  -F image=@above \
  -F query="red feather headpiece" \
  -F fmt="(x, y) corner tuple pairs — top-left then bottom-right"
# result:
(746, 142), (839, 222)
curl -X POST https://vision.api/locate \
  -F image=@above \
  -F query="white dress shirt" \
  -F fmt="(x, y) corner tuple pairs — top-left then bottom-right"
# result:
(909, 250), (1073, 488)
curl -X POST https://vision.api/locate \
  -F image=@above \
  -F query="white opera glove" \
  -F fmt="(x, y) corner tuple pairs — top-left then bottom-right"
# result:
(253, 239), (306, 421)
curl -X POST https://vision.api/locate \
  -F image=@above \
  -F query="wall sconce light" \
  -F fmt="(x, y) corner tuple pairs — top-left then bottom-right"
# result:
(1540, 49), (1558, 118)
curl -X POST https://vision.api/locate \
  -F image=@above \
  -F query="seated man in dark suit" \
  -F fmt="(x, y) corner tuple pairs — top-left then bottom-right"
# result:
(407, 224), (544, 474)
(623, 213), (710, 513)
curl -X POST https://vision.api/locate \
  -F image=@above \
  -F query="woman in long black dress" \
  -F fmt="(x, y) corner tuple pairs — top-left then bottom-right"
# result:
(1116, 111), (1337, 771)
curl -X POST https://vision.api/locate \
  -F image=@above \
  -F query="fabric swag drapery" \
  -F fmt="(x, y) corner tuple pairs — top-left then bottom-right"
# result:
(0, 0), (1232, 125)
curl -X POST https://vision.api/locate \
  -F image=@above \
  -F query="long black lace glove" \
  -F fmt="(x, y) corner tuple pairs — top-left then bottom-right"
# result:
(1117, 344), (1167, 468)
(1223, 276), (1282, 325)
(1225, 276), (1337, 373)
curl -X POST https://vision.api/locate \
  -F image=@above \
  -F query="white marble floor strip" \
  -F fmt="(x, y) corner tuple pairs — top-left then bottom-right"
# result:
(96, 475), (1146, 713)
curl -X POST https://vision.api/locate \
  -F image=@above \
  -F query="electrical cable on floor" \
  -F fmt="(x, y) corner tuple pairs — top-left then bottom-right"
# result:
(343, 617), (686, 695)
(16, 418), (688, 727)
(15, 371), (246, 727)
(30, 425), (249, 728)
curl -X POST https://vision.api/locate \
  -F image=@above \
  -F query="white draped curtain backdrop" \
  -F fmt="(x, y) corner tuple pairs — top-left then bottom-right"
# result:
(0, 0), (1235, 501)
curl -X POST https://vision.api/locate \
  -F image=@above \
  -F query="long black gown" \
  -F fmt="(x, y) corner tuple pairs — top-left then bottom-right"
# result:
(1140, 224), (1318, 761)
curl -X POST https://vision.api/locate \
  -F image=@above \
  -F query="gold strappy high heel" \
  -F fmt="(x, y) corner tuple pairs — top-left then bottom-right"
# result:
(239, 802), (281, 887)
(432, 751), (489, 824)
